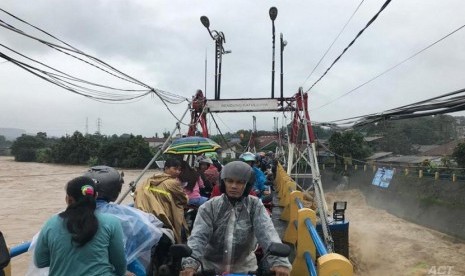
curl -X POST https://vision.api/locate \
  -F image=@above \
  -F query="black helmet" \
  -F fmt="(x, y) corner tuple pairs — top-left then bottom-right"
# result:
(83, 166), (124, 202)
(219, 161), (255, 198)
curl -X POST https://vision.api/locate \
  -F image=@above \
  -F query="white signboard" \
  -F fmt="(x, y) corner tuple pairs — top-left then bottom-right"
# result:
(206, 99), (281, 112)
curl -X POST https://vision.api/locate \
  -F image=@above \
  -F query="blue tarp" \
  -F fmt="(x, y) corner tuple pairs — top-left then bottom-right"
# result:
(372, 168), (394, 188)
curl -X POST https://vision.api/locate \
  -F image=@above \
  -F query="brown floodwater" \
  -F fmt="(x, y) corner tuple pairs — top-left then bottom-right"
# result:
(1, 156), (464, 275)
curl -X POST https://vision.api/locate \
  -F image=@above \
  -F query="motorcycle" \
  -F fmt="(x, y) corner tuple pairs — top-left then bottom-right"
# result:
(163, 242), (291, 276)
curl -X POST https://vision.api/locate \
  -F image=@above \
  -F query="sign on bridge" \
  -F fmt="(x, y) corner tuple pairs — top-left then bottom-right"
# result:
(206, 98), (282, 112)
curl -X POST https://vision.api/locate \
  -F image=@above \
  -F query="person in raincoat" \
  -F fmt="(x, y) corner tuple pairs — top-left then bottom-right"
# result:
(84, 166), (166, 276)
(239, 152), (271, 202)
(134, 158), (189, 244)
(180, 161), (291, 276)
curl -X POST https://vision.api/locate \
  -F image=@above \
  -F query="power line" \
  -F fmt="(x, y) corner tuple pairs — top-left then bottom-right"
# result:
(301, 0), (365, 88)
(305, 0), (392, 93)
(312, 23), (465, 111)
(326, 87), (465, 128)
(0, 8), (190, 124)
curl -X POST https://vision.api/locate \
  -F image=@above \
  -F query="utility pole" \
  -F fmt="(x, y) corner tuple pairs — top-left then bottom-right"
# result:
(85, 117), (89, 134)
(97, 118), (101, 134)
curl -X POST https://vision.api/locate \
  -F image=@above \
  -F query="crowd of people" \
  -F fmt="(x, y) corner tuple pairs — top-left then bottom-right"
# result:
(29, 150), (290, 276)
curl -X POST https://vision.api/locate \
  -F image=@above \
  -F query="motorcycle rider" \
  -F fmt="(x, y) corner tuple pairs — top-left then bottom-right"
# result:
(180, 161), (291, 276)
(239, 152), (271, 202)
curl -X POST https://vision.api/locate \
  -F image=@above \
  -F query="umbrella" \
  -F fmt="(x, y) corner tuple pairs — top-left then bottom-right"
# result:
(163, 136), (221, 155)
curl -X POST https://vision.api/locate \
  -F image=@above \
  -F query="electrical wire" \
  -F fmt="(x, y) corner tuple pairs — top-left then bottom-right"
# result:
(301, 0), (365, 88)
(305, 0), (392, 93)
(311, 23), (465, 111)
(0, 8), (191, 127)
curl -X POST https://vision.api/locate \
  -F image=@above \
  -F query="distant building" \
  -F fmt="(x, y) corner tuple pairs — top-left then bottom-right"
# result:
(418, 139), (465, 156)
(144, 137), (166, 149)
(375, 155), (441, 167)
(229, 137), (241, 144)
(256, 135), (286, 152)
(218, 143), (243, 160)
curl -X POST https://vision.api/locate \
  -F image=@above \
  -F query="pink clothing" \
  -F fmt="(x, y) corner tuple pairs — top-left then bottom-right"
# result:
(183, 176), (204, 200)
(204, 165), (219, 187)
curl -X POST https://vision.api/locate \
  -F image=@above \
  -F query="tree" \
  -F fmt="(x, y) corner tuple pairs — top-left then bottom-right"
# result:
(10, 134), (46, 161)
(51, 131), (99, 164)
(360, 115), (458, 153)
(328, 131), (371, 165)
(453, 142), (465, 168)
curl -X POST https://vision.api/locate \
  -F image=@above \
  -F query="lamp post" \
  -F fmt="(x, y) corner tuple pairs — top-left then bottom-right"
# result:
(200, 16), (231, 100)
(269, 7), (278, 99)
(280, 33), (287, 105)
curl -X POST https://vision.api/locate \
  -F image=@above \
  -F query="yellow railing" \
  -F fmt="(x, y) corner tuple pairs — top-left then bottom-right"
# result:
(275, 163), (353, 276)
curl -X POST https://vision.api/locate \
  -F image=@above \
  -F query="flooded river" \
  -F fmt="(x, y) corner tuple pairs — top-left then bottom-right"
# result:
(1, 156), (464, 275)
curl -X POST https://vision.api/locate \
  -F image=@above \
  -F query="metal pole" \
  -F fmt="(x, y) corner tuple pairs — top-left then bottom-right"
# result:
(217, 40), (223, 100)
(116, 104), (190, 204)
(204, 48), (207, 98)
(280, 33), (284, 103)
(271, 20), (276, 98)
(214, 42), (219, 100)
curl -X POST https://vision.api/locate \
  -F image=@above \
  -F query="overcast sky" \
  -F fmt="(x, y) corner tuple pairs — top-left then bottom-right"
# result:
(1, 0), (464, 138)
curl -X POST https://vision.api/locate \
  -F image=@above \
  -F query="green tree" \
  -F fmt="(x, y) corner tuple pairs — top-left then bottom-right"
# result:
(452, 142), (465, 168)
(10, 134), (46, 161)
(360, 115), (458, 153)
(328, 131), (371, 165)
(119, 135), (153, 168)
(313, 126), (334, 139)
(51, 131), (99, 164)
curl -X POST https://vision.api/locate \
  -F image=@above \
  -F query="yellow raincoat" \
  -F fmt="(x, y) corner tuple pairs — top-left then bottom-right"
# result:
(134, 172), (188, 243)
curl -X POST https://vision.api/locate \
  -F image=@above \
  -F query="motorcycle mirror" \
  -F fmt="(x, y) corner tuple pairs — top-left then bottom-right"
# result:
(169, 244), (192, 258)
(268, 242), (291, 257)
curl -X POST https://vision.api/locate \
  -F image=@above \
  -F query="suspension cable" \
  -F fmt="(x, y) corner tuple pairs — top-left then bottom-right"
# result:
(301, 0), (365, 88)
(311, 23), (465, 111)
(305, 0), (393, 93)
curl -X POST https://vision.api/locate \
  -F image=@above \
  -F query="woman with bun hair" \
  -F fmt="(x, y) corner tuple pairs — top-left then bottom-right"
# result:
(34, 176), (127, 276)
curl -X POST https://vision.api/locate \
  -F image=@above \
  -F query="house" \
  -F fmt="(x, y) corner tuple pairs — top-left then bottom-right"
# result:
(366, 152), (393, 162)
(256, 135), (285, 152)
(218, 143), (243, 160)
(144, 137), (166, 150)
(375, 155), (441, 167)
(418, 139), (465, 156)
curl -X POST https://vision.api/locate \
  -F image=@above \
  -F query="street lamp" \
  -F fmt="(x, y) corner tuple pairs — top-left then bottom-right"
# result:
(280, 33), (287, 105)
(269, 7), (278, 99)
(200, 16), (231, 100)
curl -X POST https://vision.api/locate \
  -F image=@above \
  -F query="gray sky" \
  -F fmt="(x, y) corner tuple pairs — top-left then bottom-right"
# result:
(1, 0), (464, 138)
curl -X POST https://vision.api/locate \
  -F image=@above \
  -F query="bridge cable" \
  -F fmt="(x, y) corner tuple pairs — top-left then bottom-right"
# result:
(311, 23), (465, 111)
(0, 9), (192, 125)
(305, 0), (392, 93)
(301, 0), (365, 88)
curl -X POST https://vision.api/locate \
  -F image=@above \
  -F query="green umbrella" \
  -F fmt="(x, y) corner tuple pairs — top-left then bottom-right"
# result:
(164, 136), (221, 155)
